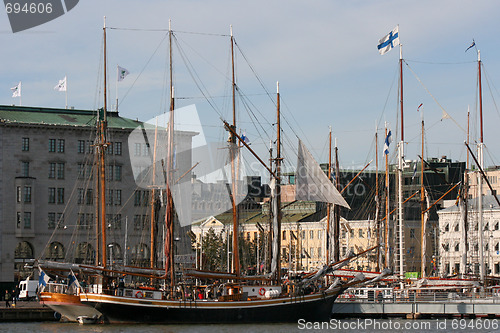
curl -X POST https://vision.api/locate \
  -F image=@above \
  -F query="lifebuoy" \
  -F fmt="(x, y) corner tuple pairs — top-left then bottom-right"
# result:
(135, 291), (144, 298)
(258, 288), (266, 296)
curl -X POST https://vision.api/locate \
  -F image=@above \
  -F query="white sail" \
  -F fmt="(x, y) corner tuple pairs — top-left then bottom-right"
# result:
(295, 139), (350, 208)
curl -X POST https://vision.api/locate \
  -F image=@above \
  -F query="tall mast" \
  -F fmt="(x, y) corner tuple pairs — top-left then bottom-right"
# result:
(375, 123), (381, 271)
(384, 125), (390, 268)
(164, 19), (175, 287)
(333, 138), (340, 262)
(99, 16), (108, 268)
(150, 119), (158, 279)
(397, 44), (405, 282)
(461, 108), (470, 275)
(229, 25), (240, 277)
(477, 49), (485, 287)
(420, 110), (425, 278)
(326, 127), (332, 265)
(275, 81), (282, 282)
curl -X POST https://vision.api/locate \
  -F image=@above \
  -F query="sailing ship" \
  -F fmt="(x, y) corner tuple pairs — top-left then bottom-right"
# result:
(77, 23), (383, 324)
(35, 18), (114, 322)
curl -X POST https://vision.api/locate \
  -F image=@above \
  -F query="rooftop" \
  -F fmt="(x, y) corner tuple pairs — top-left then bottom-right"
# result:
(0, 105), (141, 130)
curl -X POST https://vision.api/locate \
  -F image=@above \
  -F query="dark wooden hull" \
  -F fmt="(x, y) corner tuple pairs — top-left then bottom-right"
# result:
(80, 290), (340, 323)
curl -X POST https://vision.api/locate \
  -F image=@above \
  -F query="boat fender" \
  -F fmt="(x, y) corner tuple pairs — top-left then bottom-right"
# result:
(258, 288), (266, 296)
(135, 291), (144, 298)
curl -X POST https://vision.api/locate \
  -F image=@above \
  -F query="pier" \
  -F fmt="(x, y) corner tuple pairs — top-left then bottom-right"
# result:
(333, 291), (500, 319)
(0, 302), (56, 322)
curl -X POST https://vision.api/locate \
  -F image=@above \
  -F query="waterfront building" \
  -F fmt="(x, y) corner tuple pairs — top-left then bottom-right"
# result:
(0, 105), (195, 283)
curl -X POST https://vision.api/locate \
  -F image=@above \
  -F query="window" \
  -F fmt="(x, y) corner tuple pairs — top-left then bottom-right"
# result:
(107, 142), (113, 155)
(57, 163), (65, 179)
(454, 224), (459, 232)
(86, 189), (93, 205)
(410, 229), (415, 239)
(49, 139), (56, 152)
(57, 213), (64, 228)
(134, 143), (141, 156)
(444, 224), (449, 232)
(77, 188), (84, 204)
(310, 230), (314, 239)
(485, 223), (489, 231)
(78, 140), (85, 154)
(21, 161), (29, 177)
(341, 229), (346, 239)
(310, 247), (314, 257)
(455, 243), (460, 252)
(317, 247), (322, 258)
(282, 230), (286, 240)
(23, 186), (31, 203)
(86, 165), (93, 179)
(318, 230), (322, 239)
(16, 186), (21, 202)
(134, 215), (149, 230)
(48, 188), (55, 203)
(86, 140), (93, 154)
(48, 212), (56, 229)
(143, 144), (150, 156)
(443, 243), (449, 252)
(134, 191), (142, 206)
(115, 190), (122, 206)
(359, 229), (364, 238)
(22, 137), (29, 151)
(77, 163), (85, 179)
(142, 191), (149, 206)
(115, 165), (122, 181)
(106, 165), (113, 181)
(17, 212), (21, 228)
(495, 221), (499, 231)
(496, 243), (499, 252)
(350, 229), (354, 238)
(57, 188), (64, 204)
(106, 189), (114, 206)
(57, 139), (65, 153)
(49, 163), (56, 178)
(115, 142), (122, 155)
(112, 214), (122, 230)
(24, 212), (31, 229)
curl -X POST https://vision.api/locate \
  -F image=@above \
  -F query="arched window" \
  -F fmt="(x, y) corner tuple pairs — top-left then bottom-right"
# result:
(107, 243), (123, 264)
(75, 242), (95, 265)
(15, 241), (34, 259)
(131, 243), (149, 267)
(45, 242), (65, 260)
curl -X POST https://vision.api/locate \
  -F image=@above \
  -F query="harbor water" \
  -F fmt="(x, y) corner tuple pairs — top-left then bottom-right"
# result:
(1, 319), (499, 333)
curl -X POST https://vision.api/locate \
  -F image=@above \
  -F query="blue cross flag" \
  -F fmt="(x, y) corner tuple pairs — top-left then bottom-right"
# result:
(378, 26), (400, 55)
(384, 130), (392, 155)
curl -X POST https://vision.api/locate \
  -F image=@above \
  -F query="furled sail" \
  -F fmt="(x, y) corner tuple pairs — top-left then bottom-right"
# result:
(295, 139), (350, 208)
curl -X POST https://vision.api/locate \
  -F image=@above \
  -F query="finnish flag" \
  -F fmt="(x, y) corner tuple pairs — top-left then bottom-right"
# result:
(378, 26), (400, 55)
(38, 267), (50, 290)
(384, 130), (392, 155)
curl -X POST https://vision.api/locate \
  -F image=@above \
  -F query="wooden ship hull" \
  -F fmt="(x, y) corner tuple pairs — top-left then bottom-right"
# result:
(40, 292), (102, 322)
(80, 288), (341, 324)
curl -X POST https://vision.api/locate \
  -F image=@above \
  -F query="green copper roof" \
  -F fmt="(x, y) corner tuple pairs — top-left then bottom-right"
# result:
(0, 105), (141, 130)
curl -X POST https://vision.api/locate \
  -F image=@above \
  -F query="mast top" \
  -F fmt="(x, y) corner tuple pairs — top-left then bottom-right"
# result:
(478, 49), (481, 62)
(230, 24), (233, 37)
(103, 16), (106, 29)
(169, 19), (171, 31)
(276, 81), (279, 94)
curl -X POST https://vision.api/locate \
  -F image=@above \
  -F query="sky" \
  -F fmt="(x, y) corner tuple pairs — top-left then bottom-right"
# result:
(2, 0), (500, 175)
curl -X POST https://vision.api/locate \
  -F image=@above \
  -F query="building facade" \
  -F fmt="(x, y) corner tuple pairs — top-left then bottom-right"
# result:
(0, 105), (193, 283)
